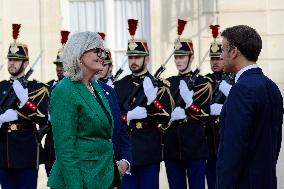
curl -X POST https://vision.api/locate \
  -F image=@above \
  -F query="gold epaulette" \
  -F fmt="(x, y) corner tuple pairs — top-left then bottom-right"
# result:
(202, 76), (213, 83)
(32, 79), (49, 87)
(159, 78), (171, 87)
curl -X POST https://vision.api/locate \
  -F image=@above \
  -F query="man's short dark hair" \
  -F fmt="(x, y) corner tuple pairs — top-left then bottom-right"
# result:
(221, 25), (262, 62)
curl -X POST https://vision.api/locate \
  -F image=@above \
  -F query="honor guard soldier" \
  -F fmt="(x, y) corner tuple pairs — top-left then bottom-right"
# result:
(164, 19), (213, 189)
(96, 32), (131, 183)
(114, 19), (174, 189)
(204, 25), (234, 189)
(0, 24), (49, 189)
(44, 30), (70, 176)
(99, 49), (114, 87)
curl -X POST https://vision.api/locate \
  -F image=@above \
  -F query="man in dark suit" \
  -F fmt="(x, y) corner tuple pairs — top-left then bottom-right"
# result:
(217, 25), (283, 189)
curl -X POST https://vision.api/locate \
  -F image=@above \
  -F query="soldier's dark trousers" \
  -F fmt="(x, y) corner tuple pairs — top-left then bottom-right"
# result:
(121, 163), (159, 189)
(205, 158), (216, 189)
(0, 168), (38, 189)
(165, 159), (205, 189)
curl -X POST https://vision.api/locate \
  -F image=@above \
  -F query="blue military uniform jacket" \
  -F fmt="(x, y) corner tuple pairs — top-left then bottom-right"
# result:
(205, 72), (233, 158)
(164, 72), (212, 160)
(0, 79), (49, 168)
(114, 72), (173, 166)
(217, 68), (283, 189)
(97, 80), (131, 163)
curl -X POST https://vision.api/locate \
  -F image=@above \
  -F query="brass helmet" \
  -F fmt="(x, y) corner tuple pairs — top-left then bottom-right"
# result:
(174, 19), (194, 56)
(209, 25), (222, 58)
(126, 19), (149, 57)
(54, 30), (70, 64)
(7, 24), (29, 61)
(98, 32), (112, 65)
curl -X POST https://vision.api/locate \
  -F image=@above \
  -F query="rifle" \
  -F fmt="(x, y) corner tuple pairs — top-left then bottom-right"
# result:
(154, 45), (177, 78)
(0, 50), (44, 114)
(113, 58), (128, 82)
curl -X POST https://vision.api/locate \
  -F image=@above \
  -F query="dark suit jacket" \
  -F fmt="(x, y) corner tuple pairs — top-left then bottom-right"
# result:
(98, 80), (131, 163)
(217, 67), (283, 189)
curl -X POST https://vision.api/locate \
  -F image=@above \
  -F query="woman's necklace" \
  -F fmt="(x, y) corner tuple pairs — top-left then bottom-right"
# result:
(87, 82), (96, 97)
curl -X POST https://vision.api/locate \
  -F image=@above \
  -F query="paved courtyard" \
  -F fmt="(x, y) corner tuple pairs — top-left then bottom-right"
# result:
(37, 125), (284, 189)
(1, 127), (284, 189)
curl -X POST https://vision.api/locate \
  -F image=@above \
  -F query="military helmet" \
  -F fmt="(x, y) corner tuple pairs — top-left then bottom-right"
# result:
(104, 49), (112, 65)
(126, 19), (149, 56)
(54, 30), (70, 64)
(174, 19), (194, 56)
(174, 38), (194, 56)
(7, 24), (29, 61)
(97, 32), (112, 65)
(209, 25), (222, 58)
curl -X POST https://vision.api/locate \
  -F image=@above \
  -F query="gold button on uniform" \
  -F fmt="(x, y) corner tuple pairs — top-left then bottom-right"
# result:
(10, 124), (18, 131)
(136, 122), (143, 129)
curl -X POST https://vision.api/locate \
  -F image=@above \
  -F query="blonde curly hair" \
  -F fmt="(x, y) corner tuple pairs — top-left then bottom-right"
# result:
(62, 31), (104, 81)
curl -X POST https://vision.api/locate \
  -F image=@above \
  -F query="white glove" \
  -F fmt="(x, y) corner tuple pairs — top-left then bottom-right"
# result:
(127, 106), (147, 122)
(219, 80), (232, 97)
(179, 80), (194, 109)
(0, 109), (18, 127)
(106, 78), (114, 88)
(169, 106), (186, 123)
(12, 80), (29, 108)
(210, 103), (223, 115)
(143, 77), (158, 105)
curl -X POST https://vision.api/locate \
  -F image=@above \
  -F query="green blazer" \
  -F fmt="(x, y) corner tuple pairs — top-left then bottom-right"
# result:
(47, 77), (114, 189)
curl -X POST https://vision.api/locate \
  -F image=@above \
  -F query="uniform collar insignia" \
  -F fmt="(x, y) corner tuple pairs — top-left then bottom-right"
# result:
(179, 71), (193, 78)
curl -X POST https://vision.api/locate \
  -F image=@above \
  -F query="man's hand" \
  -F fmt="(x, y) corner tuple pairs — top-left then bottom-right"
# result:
(210, 103), (223, 116)
(219, 80), (232, 97)
(179, 80), (194, 108)
(0, 109), (18, 128)
(169, 106), (186, 124)
(143, 76), (158, 105)
(127, 106), (147, 122)
(12, 80), (29, 108)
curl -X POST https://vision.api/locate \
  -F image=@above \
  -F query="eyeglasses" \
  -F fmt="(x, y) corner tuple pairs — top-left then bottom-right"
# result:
(93, 48), (106, 58)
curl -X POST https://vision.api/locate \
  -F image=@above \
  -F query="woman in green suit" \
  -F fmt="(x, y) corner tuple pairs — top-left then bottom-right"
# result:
(47, 31), (115, 189)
